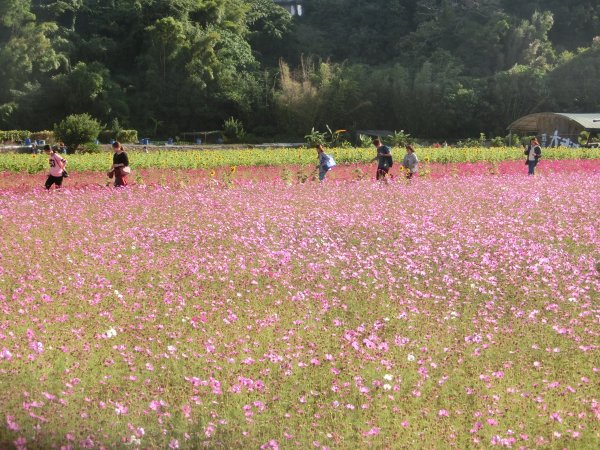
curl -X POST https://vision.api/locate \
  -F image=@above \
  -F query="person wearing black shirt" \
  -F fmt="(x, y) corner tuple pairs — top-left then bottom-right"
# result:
(523, 138), (542, 176)
(110, 141), (130, 187)
(371, 138), (393, 180)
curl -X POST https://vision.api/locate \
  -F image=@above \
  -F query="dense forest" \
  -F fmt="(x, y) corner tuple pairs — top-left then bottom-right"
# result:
(1, 0), (599, 140)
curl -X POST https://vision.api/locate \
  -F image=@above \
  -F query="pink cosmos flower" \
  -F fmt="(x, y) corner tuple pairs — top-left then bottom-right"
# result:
(6, 414), (19, 431)
(362, 427), (381, 436)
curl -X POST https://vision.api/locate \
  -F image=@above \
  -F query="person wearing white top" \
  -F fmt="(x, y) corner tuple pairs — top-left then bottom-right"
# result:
(316, 144), (335, 181)
(43, 144), (66, 189)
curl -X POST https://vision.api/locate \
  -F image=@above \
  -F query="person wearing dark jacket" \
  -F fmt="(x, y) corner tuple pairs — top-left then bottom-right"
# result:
(524, 138), (542, 175)
(109, 141), (130, 187)
(371, 138), (393, 180)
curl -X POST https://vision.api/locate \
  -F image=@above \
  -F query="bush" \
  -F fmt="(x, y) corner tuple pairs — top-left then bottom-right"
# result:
(491, 136), (505, 147)
(457, 133), (487, 148)
(116, 129), (138, 143)
(0, 130), (31, 143)
(54, 114), (101, 153)
(78, 142), (103, 154)
(385, 130), (412, 147)
(223, 117), (246, 143)
(358, 134), (373, 148)
(30, 131), (55, 143)
(304, 127), (327, 146)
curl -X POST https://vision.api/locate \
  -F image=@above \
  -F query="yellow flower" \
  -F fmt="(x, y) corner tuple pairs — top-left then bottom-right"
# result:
(335, 129), (347, 134)
(230, 166), (237, 174)
(209, 169), (216, 177)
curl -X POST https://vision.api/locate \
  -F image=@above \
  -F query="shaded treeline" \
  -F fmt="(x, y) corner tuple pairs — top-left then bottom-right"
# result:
(1, 0), (599, 139)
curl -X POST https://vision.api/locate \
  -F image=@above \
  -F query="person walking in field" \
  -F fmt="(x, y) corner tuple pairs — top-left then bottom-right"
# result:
(108, 141), (130, 187)
(371, 138), (393, 180)
(402, 145), (419, 179)
(524, 138), (542, 175)
(316, 144), (336, 181)
(43, 144), (67, 190)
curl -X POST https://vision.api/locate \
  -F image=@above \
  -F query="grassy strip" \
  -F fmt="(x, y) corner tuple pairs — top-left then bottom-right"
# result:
(2, 146), (599, 173)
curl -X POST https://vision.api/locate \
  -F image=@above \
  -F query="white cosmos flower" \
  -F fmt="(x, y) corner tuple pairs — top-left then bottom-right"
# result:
(105, 327), (117, 338)
(407, 354), (416, 362)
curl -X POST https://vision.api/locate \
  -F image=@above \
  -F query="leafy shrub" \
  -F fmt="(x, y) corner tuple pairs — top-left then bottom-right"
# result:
(491, 136), (505, 147)
(457, 133), (487, 148)
(116, 129), (138, 143)
(358, 134), (373, 148)
(386, 130), (412, 147)
(325, 125), (350, 147)
(305, 125), (349, 147)
(223, 117), (246, 142)
(54, 114), (101, 153)
(78, 142), (103, 154)
(578, 131), (590, 145)
(0, 130), (31, 143)
(31, 131), (55, 143)
(304, 127), (327, 146)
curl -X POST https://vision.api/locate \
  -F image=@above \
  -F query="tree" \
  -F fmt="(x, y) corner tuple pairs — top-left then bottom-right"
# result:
(0, 1), (65, 128)
(297, 0), (411, 63)
(54, 113), (101, 152)
(547, 44), (600, 112)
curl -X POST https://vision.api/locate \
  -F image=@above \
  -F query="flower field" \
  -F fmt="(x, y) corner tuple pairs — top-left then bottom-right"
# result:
(1, 146), (600, 174)
(0, 159), (599, 192)
(0, 170), (599, 448)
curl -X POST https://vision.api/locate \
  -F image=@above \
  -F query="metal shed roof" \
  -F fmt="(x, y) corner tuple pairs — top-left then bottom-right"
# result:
(508, 112), (600, 132)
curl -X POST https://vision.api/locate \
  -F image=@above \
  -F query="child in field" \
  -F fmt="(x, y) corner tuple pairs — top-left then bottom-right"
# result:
(316, 144), (336, 181)
(43, 144), (67, 190)
(402, 145), (419, 179)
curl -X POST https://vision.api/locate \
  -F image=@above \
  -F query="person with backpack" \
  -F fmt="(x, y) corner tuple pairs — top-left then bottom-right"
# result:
(43, 144), (67, 190)
(371, 138), (393, 180)
(524, 138), (542, 175)
(316, 144), (336, 181)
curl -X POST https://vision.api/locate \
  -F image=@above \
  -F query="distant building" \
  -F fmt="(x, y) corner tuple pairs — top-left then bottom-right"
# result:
(508, 112), (600, 147)
(274, 0), (303, 16)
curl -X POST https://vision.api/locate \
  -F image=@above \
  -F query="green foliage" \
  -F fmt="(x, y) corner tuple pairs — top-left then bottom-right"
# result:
(54, 114), (101, 153)
(358, 134), (373, 148)
(78, 142), (102, 154)
(457, 133), (488, 148)
(0, 130), (31, 142)
(578, 131), (590, 146)
(0, 0), (599, 139)
(491, 136), (505, 147)
(386, 130), (412, 147)
(2, 146), (598, 174)
(304, 127), (327, 146)
(30, 130), (55, 142)
(222, 117), (246, 142)
(116, 129), (139, 144)
(304, 125), (350, 147)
